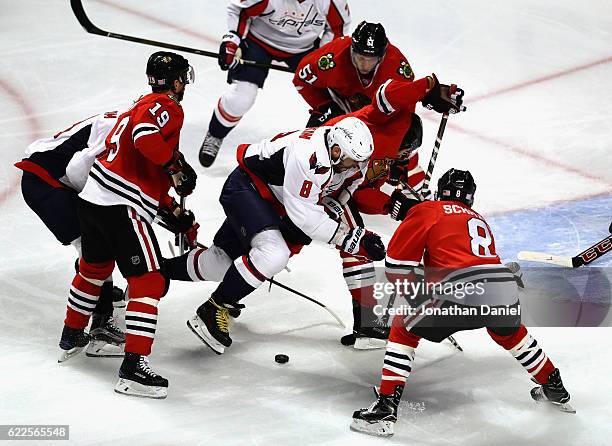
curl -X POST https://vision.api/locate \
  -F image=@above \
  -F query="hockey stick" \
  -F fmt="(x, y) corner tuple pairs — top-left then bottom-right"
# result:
(420, 112), (449, 197)
(518, 224), (612, 267)
(70, 0), (293, 73)
(178, 196), (186, 256)
(156, 220), (346, 327)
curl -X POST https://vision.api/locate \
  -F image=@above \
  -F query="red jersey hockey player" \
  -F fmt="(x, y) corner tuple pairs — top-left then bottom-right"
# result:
(293, 21), (415, 127)
(323, 75), (464, 348)
(351, 169), (574, 437)
(58, 52), (198, 399)
(198, 0), (351, 167)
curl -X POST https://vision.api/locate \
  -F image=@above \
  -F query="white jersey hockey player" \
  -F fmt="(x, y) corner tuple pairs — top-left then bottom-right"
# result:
(198, 0), (351, 167)
(166, 117), (386, 354)
(15, 111), (125, 358)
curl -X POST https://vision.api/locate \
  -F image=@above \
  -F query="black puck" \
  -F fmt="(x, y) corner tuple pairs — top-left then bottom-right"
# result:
(275, 354), (289, 364)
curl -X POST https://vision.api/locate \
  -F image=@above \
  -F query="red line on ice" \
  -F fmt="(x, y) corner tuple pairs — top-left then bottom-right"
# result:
(471, 55), (612, 103)
(0, 79), (42, 206)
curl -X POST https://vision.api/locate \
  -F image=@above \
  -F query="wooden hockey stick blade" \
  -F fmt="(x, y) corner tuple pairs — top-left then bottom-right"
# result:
(70, 0), (293, 73)
(517, 251), (574, 267)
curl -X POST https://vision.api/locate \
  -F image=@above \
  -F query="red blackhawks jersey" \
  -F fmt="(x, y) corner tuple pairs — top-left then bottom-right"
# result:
(387, 200), (501, 269)
(79, 93), (183, 223)
(327, 77), (431, 214)
(386, 200), (519, 306)
(293, 35), (415, 112)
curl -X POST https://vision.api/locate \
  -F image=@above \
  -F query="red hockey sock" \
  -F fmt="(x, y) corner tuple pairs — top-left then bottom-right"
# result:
(488, 325), (555, 384)
(64, 259), (114, 329)
(124, 272), (165, 356)
(380, 324), (421, 395)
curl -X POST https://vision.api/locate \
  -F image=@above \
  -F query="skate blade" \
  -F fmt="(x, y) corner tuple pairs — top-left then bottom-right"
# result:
(354, 337), (387, 350)
(85, 339), (125, 357)
(350, 418), (394, 437)
(549, 401), (576, 414)
(114, 378), (167, 399)
(58, 344), (88, 363)
(186, 316), (225, 355)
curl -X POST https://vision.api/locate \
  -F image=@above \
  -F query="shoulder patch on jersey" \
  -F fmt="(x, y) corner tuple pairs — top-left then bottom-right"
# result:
(317, 53), (336, 71)
(398, 60), (414, 80)
(366, 157), (393, 183)
(309, 152), (330, 175)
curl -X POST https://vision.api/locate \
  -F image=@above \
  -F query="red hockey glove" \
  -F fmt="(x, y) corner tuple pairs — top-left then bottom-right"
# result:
(218, 32), (241, 71)
(163, 151), (197, 197)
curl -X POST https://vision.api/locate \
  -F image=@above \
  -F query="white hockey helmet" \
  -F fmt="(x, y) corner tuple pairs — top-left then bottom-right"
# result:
(327, 116), (374, 165)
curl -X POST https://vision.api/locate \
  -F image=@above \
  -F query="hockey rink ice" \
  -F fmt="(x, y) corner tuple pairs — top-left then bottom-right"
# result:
(1, 0), (611, 444)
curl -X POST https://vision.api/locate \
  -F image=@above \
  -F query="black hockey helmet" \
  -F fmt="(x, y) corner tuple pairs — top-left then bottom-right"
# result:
(399, 113), (423, 158)
(146, 51), (194, 91)
(436, 168), (477, 207)
(351, 21), (388, 57)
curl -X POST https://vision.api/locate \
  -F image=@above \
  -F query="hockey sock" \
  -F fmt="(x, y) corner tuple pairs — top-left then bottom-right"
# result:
(125, 272), (165, 356)
(380, 325), (421, 395)
(65, 259), (114, 329)
(342, 256), (377, 307)
(488, 324), (555, 384)
(214, 254), (269, 305)
(93, 279), (114, 315)
(209, 109), (236, 139)
(164, 250), (198, 281)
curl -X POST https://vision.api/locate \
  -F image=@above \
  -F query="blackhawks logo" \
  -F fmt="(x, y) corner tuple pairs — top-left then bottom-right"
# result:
(398, 60), (414, 80)
(366, 158), (393, 183)
(317, 53), (336, 71)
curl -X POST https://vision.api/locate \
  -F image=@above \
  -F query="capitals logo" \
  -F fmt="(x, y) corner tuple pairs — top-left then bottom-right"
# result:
(309, 152), (330, 175)
(317, 53), (336, 71)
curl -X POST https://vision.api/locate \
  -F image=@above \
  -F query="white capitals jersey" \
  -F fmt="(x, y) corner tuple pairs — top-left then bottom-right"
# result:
(239, 126), (366, 244)
(23, 112), (118, 191)
(228, 0), (351, 55)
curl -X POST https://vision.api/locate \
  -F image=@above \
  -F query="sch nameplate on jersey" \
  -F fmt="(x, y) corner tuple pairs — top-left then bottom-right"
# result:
(364, 266), (611, 329)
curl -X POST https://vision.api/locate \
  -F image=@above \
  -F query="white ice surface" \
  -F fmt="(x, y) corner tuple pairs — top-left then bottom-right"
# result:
(0, 1), (611, 445)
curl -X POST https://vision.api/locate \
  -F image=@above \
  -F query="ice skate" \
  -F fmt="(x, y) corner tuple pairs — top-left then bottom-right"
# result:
(86, 313), (125, 357)
(58, 325), (90, 363)
(187, 298), (232, 354)
(350, 386), (403, 437)
(112, 285), (126, 308)
(198, 132), (223, 167)
(114, 353), (168, 399)
(531, 368), (575, 413)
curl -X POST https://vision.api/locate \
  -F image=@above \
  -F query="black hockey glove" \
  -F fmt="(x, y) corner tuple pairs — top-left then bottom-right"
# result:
(422, 74), (466, 114)
(219, 32), (241, 71)
(158, 200), (196, 234)
(386, 162), (407, 187)
(388, 189), (421, 221)
(306, 101), (345, 127)
(279, 215), (312, 246)
(341, 227), (386, 261)
(163, 151), (197, 197)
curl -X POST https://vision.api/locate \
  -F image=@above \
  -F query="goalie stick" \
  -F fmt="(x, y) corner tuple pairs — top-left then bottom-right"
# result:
(70, 0), (293, 73)
(518, 222), (612, 267)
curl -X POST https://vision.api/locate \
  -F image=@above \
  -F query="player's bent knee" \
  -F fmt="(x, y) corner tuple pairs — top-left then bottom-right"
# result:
(221, 81), (259, 117)
(127, 271), (166, 300)
(250, 229), (290, 278)
(79, 259), (115, 282)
